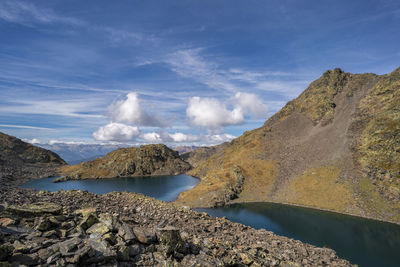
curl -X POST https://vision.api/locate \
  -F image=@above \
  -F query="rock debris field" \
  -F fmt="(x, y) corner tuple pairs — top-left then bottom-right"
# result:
(0, 188), (354, 266)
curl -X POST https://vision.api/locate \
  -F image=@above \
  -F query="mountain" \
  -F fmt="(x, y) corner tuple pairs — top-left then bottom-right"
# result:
(38, 143), (128, 164)
(177, 67), (400, 223)
(59, 144), (191, 181)
(0, 132), (66, 184)
(181, 143), (229, 168)
(173, 146), (199, 154)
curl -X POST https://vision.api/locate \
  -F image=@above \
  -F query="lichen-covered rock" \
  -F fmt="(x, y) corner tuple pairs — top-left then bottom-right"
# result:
(156, 226), (186, 256)
(79, 212), (98, 230)
(4, 202), (62, 218)
(133, 227), (157, 244)
(118, 223), (137, 243)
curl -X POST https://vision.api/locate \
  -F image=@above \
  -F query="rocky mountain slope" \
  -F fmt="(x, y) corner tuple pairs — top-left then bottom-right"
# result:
(181, 143), (228, 168)
(0, 132), (66, 185)
(177, 67), (400, 224)
(59, 144), (191, 181)
(173, 146), (199, 155)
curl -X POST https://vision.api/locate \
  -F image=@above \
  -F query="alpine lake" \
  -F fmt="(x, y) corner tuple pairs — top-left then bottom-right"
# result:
(21, 176), (400, 267)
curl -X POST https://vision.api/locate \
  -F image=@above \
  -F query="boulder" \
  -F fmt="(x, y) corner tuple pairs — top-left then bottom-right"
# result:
(79, 213), (98, 230)
(86, 222), (111, 237)
(132, 227), (156, 244)
(0, 244), (13, 261)
(156, 226), (186, 256)
(118, 223), (137, 243)
(4, 202), (62, 218)
(36, 216), (57, 231)
(59, 238), (81, 256)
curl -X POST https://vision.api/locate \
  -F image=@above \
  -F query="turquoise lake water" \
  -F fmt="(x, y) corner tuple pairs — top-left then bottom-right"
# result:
(198, 202), (400, 267)
(20, 175), (199, 202)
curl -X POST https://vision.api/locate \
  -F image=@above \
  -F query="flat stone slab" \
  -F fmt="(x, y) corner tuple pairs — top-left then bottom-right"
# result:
(3, 202), (62, 218)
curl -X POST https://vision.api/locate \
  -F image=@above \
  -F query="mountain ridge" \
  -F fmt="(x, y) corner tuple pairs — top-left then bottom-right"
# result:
(0, 132), (66, 185)
(177, 67), (400, 223)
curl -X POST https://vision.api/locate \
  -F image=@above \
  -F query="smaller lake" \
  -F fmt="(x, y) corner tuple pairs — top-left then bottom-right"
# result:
(198, 203), (400, 267)
(20, 174), (199, 202)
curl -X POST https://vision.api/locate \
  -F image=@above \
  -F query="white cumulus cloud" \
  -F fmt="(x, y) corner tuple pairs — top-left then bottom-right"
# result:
(108, 92), (162, 127)
(93, 122), (140, 141)
(140, 131), (234, 145)
(169, 132), (200, 142)
(205, 133), (236, 144)
(142, 132), (163, 143)
(186, 96), (244, 130)
(233, 92), (268, 119)
(186, 92), (267, 130)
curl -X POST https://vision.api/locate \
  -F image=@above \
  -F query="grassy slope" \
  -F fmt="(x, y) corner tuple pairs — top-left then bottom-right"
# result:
(177, 68), (400, 223)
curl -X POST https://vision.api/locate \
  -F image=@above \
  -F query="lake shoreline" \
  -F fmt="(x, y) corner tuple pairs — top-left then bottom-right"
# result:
(15, 173), (400, 226)
(227, 199), (400, 227)
(0, 187), (355, 266)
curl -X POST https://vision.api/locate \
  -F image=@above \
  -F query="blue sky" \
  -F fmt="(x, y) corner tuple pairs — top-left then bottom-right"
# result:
(0, 0), (399, 146)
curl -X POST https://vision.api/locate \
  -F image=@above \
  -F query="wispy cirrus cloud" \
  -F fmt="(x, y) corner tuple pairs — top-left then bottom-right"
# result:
(0, 1), (155, 47)
(0, 124), (54, 130)
(164, 48), (310, 98)
(0, 0), (83, 26)
(0, 99), (105, 119)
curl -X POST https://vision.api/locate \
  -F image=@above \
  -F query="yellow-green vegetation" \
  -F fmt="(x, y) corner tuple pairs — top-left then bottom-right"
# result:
(237, 160), (279, 202)
(358, 177), (400, 222)
(357, 68), (400, 184)
(60, 144), (191, 179)
(177, 127), (278, 207)
(270, 68), (349, 125)
(349, 68), (400, 220)
(283, 166), (354, 212)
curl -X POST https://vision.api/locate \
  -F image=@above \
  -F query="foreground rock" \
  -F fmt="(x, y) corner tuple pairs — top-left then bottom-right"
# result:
(58, 144), (192, 182)
(0, 188), (354, 266)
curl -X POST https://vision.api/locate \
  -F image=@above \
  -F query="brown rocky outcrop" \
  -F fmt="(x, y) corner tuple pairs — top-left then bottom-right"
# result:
(59, 144), (191, 181)
(0, 132), (66, 186)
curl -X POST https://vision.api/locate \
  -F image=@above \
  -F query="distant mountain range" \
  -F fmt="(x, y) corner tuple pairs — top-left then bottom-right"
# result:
(173, 146), (199, 154)
(38, 143), (129, 164)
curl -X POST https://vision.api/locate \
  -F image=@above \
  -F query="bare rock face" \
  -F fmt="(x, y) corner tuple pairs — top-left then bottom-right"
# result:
(0, 132), (66, 185)
(59, 144), (191, 181)
(181, 142), (229, 168)
(179, 67), (400, 224)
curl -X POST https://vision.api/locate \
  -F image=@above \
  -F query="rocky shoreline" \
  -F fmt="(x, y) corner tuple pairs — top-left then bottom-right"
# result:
(0, 187), (355, 266)
(0, 165), (60, 188)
